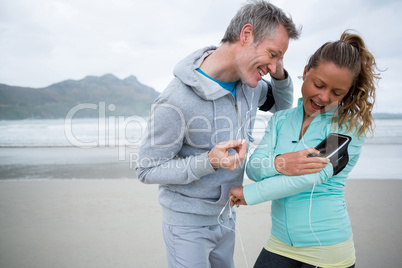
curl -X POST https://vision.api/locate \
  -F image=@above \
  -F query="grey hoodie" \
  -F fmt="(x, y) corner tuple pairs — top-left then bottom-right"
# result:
(136, 46), (293, 226)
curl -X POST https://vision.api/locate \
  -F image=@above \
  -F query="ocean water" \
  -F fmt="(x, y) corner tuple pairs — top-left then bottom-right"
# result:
(0, 117), (148, 148)
(0, 117), (401, 179)
(1, 117), (402, 148)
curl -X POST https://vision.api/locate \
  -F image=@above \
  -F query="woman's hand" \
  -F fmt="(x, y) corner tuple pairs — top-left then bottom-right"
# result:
(275, 147), (330, 176)
(229, 186), (248, 206)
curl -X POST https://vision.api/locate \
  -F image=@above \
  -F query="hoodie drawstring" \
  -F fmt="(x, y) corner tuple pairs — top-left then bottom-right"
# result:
(239, 87), (255, 143)
(213, 100), (218, 145)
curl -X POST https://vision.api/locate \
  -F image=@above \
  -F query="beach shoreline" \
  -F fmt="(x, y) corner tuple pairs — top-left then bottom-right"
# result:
(0, 178), (401, 268)
(2, 142), (402, 180)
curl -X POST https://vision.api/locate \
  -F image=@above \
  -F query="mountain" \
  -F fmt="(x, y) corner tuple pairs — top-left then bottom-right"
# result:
(0, 74), (159, 119)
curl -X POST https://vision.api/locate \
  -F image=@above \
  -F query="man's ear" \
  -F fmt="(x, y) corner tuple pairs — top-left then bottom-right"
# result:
(240, 24), (254, 45)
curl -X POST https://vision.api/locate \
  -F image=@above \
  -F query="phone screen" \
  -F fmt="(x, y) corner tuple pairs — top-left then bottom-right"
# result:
(308, 133), (352, 175)
(311, 134), (351, 158)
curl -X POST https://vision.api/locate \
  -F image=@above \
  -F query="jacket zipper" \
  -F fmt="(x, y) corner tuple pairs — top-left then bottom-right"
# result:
(284, 139), (302, 247)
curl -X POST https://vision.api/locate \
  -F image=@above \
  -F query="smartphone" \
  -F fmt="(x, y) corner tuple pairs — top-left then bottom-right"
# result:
(308, 133), (351, 158)
(308, 133), (352, 175)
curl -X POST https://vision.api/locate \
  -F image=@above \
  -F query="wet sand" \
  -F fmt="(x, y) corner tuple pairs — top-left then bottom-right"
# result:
(0, 178), (401, 268)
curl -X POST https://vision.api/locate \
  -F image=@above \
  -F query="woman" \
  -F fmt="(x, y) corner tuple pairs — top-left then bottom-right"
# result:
(229, 30), (381, 267)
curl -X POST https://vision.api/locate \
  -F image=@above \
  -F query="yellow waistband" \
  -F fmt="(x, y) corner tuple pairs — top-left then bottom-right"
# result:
(265, 235), (355, 268)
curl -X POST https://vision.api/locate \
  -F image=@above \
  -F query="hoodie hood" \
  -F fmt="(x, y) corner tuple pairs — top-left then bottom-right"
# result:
(173, 46), (231, 101)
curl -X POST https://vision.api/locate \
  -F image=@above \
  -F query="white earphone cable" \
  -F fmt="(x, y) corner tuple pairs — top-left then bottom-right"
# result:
(309, 176), (324, 268)
(218, 196), (249, 268)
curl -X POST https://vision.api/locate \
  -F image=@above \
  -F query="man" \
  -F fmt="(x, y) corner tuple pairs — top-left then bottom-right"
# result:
(137, 1), (300, 267)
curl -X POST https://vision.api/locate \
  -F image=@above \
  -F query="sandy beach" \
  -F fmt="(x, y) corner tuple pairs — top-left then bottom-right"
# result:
(0, 178), (400, 268)
(0, 146), (401, 267)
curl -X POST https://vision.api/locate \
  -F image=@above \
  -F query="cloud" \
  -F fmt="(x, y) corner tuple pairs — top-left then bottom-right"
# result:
(0, 0), (400, 113)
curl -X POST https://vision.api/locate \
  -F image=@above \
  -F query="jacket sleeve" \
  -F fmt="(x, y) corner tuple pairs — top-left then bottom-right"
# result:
(258, 70), (294, 113)
(244, 165), (334, 205)
(135, 98), (216, 185)
(244, 129), (366, 206)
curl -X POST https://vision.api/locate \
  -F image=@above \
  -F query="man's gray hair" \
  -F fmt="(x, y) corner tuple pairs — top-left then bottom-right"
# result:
(221, 0), (301, 45)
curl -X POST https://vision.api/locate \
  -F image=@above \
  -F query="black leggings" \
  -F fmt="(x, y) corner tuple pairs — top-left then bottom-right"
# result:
(254, 248), (355, 268)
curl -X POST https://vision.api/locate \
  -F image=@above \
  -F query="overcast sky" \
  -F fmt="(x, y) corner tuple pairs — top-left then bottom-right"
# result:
(1, 0), (401, 113)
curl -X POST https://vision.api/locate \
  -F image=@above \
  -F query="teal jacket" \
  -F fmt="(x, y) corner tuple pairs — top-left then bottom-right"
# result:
(244, 98), (365, 247)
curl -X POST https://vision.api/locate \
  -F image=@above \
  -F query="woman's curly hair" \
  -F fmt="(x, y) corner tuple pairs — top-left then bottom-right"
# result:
(306, 30), (382, 138)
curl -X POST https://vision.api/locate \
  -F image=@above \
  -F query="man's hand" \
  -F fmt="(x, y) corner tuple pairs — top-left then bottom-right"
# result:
(269, 58), (286, 80)
(275, 147), (330, 176)
(229, 186), (247, 206)
(208, 139), (247, 171)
